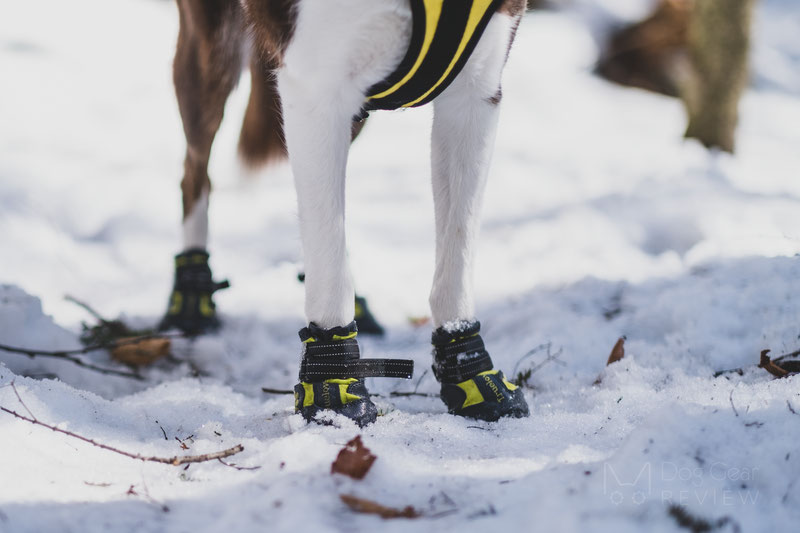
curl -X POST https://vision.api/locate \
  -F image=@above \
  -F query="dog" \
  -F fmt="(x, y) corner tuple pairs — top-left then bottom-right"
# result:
(164, 0), (529, 426)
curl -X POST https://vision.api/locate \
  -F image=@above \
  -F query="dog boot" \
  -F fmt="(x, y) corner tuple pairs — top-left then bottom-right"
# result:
(432, 321), (529, 421)
(354, 295), (385, 336)
(159, 248), (229, 334)
(294, 321), (413, 427)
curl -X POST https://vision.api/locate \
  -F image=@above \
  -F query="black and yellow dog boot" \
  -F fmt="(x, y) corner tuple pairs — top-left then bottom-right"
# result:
(432, 321), (529, 421)
(354, 295), (385, 336)
(294, 321), (413, 427)
(158, 248), (230, 334)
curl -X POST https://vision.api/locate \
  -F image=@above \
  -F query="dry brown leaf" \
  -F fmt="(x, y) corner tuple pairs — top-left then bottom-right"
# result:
(331, 436), (376, 480)
(408, 316), (431, 328)
(759, 350), (790, 378)
(340, 494), (419, 519)
(594, 336), (627, 385)
(111, 338), (170, 367)
(606, 336), (626, 366)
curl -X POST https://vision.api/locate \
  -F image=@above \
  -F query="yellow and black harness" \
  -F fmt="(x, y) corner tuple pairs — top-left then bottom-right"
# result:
(362, 0), (504, 112)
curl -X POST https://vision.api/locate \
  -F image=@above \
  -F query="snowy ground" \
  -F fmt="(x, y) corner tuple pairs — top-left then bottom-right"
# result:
(2, 0), (800, 531)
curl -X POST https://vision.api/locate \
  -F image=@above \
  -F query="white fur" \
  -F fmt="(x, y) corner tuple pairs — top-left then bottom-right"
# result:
(278, 0), (518, 329)
(183, 187), (209, 251)
(429, 13), (515, 327)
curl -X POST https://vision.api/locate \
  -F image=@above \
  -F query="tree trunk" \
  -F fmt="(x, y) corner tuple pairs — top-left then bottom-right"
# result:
(682, 0), (756, 153)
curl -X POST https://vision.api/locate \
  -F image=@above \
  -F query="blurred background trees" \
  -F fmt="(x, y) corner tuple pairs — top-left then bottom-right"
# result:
(531, 0), (758, 154)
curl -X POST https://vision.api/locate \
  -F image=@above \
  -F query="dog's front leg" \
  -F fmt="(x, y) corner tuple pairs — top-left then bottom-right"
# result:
(428, 13), (529, 421)
(278, 73), (359, 328)
(278, 45), (385, 426)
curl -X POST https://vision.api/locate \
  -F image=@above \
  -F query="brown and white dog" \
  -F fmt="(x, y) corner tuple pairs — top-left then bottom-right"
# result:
(169, 0), (529, 425)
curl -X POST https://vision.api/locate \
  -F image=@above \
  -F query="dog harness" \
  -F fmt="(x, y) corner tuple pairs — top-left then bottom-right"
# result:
(363, 0), (505, 112)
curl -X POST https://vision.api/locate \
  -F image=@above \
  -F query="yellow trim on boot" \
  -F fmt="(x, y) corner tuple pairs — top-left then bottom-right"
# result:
(477, 369), (518, 391)
(456, 378), (484, 409)
(301, 382), (315, 407)
(455, 370), (517, 409)
(167, 291), (183, 315)
(199, 294), (214, 317)
(328, 378), (361, 405)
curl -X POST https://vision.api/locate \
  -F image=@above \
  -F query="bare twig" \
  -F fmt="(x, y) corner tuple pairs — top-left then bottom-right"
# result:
(340, 494), (419, 519)
(387, 391), (437, 398)
(511, 342), (551, 377)
(729, 387), (740, 417)
(64, 294), (111, 324)
(0, 333), (183, 380)
(128, 481), (170, 513)
(524, 346), (564, 375)
(10, 380), (35, 419)
(1, 383), (243, 466)
(788, 401), (798, 416)
(715, 347), (800, 378)
(217, 458), (261, 471)
(774, 348), (800, 363)
(261, 387), (293, 395)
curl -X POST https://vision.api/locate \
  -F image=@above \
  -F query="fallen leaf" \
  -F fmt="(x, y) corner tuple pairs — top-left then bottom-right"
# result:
(593, 336), (626, 385)
(606, 336), (626, 366)
(111, 338), (170, 366)
(759, 350), (790, 378)
(408, 316), (431, 328)
(331, 436), (376, 480)
(340, 494), (419, 519)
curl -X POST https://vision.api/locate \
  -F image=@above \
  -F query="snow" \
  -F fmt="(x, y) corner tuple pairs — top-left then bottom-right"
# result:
(2, 0), (800, 531)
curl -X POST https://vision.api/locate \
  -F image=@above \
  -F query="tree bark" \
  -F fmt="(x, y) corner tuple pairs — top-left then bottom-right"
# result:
(682, 0), (756, 153)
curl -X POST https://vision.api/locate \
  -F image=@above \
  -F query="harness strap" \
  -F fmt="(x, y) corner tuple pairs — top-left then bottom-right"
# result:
(365, 0), (504, 111)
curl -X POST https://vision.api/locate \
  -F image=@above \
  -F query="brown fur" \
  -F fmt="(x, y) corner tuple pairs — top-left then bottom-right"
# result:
(174, 0), (374, 218)
(500, 0), (527, 16)
(174, 0), (245, 217)
(485, 0), (525, 105)
(238, 53), (287, 167)
(240, 0), (298, 65)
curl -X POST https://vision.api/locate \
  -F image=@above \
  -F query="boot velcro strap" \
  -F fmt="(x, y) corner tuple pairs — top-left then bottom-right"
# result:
(303, 338), (361, 359)
(299, 359), (414, 381)
(432, 332), (494, 383)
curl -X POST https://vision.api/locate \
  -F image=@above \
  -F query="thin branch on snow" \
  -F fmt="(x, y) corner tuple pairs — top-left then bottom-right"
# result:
(512, 342), (565, 388)
(387, 391), (438, 398)
(0, 333), (183, 380)
(217, 458), (261, 471)
(261, 387), (294, 395)
(774, 348), (800, 363)
(729, 387), (740, 418)
(127, 482), (169, 513)
(0, 382), (244, 467)
(714, 347), (800, 378)
(64, 294), (112, 324)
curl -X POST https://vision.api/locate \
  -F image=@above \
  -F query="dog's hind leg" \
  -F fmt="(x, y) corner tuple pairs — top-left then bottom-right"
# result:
(174, 0), (243, 250)
(161, 0), (242, 333)
(428, 12), (529, 421)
